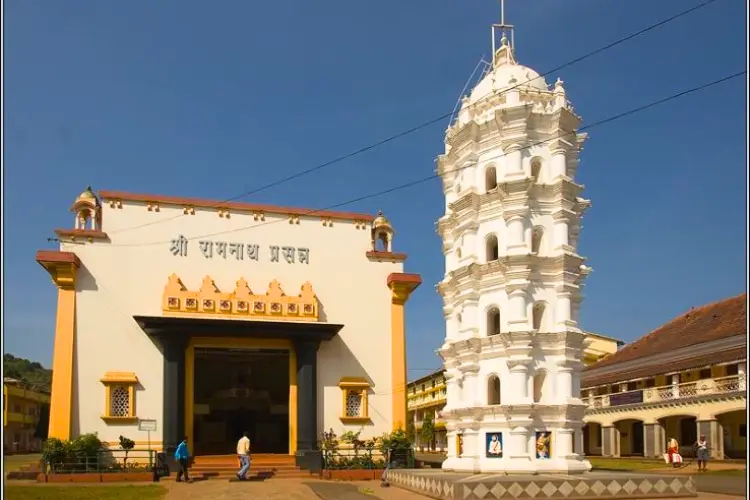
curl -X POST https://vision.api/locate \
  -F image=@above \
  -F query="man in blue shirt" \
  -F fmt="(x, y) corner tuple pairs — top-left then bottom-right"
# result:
(174, 436), (192, 483)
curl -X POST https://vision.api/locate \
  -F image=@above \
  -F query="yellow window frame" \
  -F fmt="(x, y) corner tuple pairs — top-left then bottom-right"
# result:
(100, 372), (138, 423)
(338, 377), (371, 424)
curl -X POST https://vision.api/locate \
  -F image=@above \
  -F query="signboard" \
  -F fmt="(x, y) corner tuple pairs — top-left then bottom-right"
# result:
(138, 419), (158, 432)
(609, 390), (644, 407)
(170, 234), (310, 264)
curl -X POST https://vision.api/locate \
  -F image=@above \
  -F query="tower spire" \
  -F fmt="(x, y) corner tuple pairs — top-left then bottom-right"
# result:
(491, 0), (516, 67)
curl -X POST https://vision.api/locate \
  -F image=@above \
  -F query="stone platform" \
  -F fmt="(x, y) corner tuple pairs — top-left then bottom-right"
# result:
(386, 469), (697, 499)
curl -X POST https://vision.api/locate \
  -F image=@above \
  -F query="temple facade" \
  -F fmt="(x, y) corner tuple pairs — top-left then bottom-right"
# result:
(36, 188), (421, 468)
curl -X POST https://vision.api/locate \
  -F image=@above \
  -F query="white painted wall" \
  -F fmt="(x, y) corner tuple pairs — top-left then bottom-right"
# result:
(437, 47), (593, 473)
(63, 200), (402, 445)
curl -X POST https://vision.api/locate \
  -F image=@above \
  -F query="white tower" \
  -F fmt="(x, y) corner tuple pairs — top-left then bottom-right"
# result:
(437, 5), (592, 474)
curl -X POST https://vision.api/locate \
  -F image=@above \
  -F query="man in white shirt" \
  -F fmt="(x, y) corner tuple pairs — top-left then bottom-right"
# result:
(236, 431), (251, 480)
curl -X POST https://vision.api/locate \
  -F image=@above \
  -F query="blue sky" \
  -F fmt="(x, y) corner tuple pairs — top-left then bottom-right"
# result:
(3, 0), (747, 379)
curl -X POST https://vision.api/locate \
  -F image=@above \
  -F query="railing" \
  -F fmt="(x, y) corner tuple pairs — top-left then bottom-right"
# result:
(586, 374), (745, 409)
(322, 448), (414, 470)
(42, 448), (158, 475)
(5, 412), (36, 425)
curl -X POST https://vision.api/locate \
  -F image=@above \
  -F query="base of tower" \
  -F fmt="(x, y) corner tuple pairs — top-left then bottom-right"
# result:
(442, 456), (592, 474)
(385, 469), (697, 500)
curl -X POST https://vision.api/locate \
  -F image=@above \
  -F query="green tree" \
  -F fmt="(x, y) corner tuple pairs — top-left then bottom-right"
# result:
(3, 353), (52, 391)
(406, 420), (416, 444)
(420, 412), (435, 452)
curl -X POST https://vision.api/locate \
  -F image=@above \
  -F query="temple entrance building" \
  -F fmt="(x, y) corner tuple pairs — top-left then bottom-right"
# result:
(36, 188), (421, 469)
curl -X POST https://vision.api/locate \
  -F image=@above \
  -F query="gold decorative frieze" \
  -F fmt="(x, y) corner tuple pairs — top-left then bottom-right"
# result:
(162, 274), (319, 321)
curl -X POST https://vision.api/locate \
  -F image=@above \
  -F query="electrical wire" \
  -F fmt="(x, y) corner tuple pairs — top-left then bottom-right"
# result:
(101, 0), (723, 237)
(68, 69), (746, 249)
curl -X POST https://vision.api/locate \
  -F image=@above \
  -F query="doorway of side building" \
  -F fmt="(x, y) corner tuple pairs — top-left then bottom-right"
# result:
(717, 410), (747, 459)
(660, 415), (697, 457)
(614, 419), (644, 456)
(192, 347), (290, 455)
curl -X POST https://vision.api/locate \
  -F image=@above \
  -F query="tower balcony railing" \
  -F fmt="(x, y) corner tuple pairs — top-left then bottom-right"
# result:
(585, 374), (745, 409)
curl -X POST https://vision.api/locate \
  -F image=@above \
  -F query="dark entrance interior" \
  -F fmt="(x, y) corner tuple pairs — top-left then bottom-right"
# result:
(631, 421), (644, 456)
(193, 347), (289, 455)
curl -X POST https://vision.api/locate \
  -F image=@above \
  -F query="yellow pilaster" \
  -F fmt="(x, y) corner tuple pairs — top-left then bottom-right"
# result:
(387, 273), (422, 431)
(36, 251), (80, 440)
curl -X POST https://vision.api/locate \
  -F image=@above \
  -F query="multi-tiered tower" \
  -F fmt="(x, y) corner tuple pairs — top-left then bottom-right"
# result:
(436, 12), (592, 474)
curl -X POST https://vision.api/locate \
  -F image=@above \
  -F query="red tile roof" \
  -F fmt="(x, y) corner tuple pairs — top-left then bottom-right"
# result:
(584, 293), (746, 372)
(582, 346), (746, 387)
(98, 190), (376, 222)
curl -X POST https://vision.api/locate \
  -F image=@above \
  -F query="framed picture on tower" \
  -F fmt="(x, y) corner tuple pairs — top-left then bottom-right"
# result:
(536, 431), (552, 459)
(486, 432), (503, 458)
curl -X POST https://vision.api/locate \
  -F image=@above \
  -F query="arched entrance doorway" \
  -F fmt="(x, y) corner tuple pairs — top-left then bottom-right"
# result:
(614, 419), (645, 456)
(660, 415), (697, 457)
(716, 410), (746, 459)
(582, 423), (602, 456)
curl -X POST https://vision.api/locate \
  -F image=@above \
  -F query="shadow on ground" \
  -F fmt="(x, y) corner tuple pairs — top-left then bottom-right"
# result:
(693, 476), (747, 496)
(305, 481), (379, 500)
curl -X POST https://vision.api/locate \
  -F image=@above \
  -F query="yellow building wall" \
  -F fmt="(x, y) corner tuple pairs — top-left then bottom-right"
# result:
(3, 384), (50, 452)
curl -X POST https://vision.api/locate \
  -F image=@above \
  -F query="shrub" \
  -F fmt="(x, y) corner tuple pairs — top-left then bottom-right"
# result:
(41, 433), (104, 473)
(119, 435), (136, 467)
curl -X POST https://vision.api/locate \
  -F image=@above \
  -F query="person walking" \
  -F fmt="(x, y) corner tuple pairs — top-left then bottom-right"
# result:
(695, 435), (710, 472)
(380, 447), (393, 487)
(174, 436), (192, 483)
(236, 431), (252, 481)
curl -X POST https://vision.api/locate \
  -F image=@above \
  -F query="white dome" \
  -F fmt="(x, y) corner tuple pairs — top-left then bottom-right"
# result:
(466, 41), (549, 106)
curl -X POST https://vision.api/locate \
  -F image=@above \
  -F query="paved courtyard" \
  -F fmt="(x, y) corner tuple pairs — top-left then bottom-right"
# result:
(162, 479), (746, 500)
(3, 479), (745, 500)
(163, 479), (437, 499)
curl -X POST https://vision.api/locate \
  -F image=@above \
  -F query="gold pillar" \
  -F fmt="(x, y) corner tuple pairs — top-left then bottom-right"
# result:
(387, 273), (422, 431)
(36, 251), (80, 440)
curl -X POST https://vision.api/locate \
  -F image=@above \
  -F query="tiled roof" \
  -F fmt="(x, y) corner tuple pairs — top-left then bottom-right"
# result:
(582, 346), (746, 387)
(585, 293), (746, 370)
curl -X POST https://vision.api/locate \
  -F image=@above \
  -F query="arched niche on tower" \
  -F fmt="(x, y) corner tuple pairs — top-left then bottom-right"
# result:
(530, 156), (543, 184)
(533, 369), (547, 403)
(485, 233), (499, 262)
(531, 226), (544, 255)
(487, 375), (501, 405)
(532, 301), (548, 331)
(485, 306), (500, 336)
(484, 164), (498, 192)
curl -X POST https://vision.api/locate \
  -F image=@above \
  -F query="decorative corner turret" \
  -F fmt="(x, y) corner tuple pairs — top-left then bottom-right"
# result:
(55, 186), (109, 242)
(71, 186), (102, 231)
(371, 210), (393, 252)
(366, 210), (408, 263)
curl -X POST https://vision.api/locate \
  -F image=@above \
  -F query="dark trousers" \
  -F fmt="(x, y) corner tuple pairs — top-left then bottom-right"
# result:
(177, 458), (190, 481)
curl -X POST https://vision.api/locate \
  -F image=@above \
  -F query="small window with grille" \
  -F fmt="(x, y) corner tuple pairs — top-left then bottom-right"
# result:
(338, 377), (370, 423)
(100, 372), (138, 422)
(345, 391), (363, 417)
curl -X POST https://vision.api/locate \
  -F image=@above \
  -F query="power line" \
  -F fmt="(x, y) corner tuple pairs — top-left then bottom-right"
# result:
(78, 69), (745, 249)
(102, 0), (722, 237)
